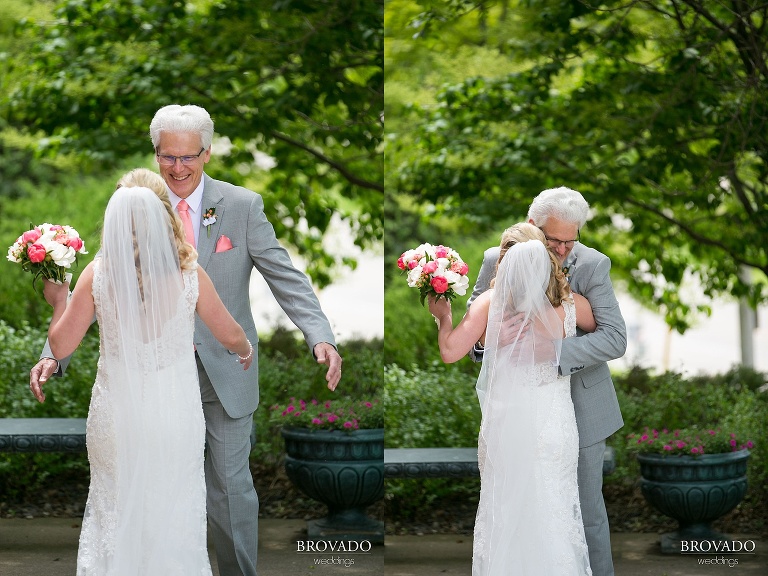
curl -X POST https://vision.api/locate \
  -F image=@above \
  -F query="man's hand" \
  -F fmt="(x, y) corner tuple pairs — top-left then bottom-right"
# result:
(497, 312), (530, 347)
(314, 342), (342, 391)
(29, 358), (58, 403)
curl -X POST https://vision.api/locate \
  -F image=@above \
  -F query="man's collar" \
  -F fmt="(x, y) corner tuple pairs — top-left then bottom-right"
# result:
(168, 178), (205, 212)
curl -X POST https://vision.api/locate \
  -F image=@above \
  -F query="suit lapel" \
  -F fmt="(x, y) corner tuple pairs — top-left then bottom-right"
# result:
(197, 174), (225, 269)
(564, 246), (579, 289)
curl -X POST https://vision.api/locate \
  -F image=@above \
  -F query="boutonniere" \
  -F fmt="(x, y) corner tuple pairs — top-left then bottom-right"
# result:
(562, 265), (572, 284)
(202, 207), (217, 237)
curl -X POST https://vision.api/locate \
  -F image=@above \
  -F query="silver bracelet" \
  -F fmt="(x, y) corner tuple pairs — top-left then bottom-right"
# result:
(238, 340), (253, 362)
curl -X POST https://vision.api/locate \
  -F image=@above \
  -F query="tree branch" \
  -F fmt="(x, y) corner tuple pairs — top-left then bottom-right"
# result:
(269, 129), (383, 192)
(623, 194), (767, 274)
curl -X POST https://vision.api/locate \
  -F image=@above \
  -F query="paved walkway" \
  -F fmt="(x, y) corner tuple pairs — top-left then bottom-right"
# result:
(385, 530), (767, 575)
(1, 517), (765, 575)
(0, 517), (383, 575)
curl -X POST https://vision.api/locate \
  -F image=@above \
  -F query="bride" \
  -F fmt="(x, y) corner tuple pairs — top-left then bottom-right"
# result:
(428, 223), (596, 576)
(41, 169), (253, 574)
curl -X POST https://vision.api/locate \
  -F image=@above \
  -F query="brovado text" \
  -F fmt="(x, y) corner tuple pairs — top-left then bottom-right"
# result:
(680, 540), (756, 554)
(296, 540), (372, 553)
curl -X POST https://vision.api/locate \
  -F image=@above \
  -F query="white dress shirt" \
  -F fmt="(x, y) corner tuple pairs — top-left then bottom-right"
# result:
(168, 179), (205, 247)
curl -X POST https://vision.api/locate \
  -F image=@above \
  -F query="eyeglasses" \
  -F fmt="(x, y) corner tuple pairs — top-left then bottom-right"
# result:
(156, 147), (206, 166)
(541, 229), (580, 249)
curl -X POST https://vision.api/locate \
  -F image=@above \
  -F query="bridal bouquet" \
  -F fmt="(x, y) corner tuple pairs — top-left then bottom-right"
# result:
(397, 243), (470, 305)
(7, 222), (88, 286)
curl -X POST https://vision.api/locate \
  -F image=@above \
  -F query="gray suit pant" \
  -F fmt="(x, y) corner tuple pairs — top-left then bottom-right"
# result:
(199, 357), (259, 576)
(578, 439), (614, 576)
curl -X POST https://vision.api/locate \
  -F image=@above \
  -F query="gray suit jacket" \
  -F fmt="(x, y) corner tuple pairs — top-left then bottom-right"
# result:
(192, 175), (335, 418)
(467, 242), (626, 447)
(44, 174), (335, 419)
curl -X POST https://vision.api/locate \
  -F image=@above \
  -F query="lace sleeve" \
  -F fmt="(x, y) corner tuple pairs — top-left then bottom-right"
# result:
(563, 295), (577, 339)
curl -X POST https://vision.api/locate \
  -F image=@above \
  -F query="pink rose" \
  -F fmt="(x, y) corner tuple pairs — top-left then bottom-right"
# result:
(431, 276), (449, 294)
(423, 261), (438, 274)
(434, 245), (448, 258)
(407, 259), (419, 270)
(22, 229), (42, 244)
(27, 243), (47, 263)
(68, 237), (84, 252)
(397, 256), (406, 270)
(453, 262), (469, 275)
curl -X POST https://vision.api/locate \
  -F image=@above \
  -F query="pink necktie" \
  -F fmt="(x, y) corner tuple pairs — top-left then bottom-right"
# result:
(177, 199), (196, 248)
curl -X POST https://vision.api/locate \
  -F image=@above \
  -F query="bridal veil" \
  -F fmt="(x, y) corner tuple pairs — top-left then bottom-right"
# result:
(86, 186), (206, 573)
(473, 240), (565, 575)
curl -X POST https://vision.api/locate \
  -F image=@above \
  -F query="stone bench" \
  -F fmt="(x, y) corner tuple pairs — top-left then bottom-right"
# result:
(384, 446), (615, 478)
(0, 417), (257, 453)
(0, 418), (87, 453)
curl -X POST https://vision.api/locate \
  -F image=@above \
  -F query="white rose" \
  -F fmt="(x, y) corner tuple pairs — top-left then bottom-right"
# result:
(7, 244), (22, 263)
(407, 266), (424, 287)
(48, 242), (76, 267)
(39, 227), (57, 244)
(445, 271), (470, 296)
(421, 243), (436, 259)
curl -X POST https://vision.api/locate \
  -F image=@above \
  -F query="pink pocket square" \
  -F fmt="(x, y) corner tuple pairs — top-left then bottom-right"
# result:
(215, 235), (233, 253)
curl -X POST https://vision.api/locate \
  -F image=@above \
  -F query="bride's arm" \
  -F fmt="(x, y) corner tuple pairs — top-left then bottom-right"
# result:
(573, 292), (597, 333)
(44, 262), (96, 359)
(428, 292), (491, 364)
(195, 267), (253, 369)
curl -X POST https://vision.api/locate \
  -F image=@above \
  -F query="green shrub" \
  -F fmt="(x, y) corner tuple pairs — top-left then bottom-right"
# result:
(607, 365), (768, 495)
(0, 319), (98, 497)
(252, 333), (383, 463)
(384, 362), (482, 517)
(383, 362), (768, 522)
(384, 363), (480, 448)
(0, 319), (98, 418)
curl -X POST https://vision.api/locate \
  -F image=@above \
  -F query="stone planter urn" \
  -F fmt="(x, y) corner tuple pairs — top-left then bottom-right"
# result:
(281, 426), (384, 543)
(637, 449), (750, 553)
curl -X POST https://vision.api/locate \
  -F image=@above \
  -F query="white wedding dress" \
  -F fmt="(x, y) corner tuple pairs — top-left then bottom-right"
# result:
(77, 258), (211, 575)
(473, 241), (592, 576)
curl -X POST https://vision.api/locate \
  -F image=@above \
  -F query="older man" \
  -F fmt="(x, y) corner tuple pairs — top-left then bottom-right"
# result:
(30, 104), (342, 576)
(468, 186), (626, 576)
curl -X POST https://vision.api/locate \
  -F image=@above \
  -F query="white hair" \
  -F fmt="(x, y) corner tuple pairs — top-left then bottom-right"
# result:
(149, 104), (214, 150)
(527, 186), (590, 228)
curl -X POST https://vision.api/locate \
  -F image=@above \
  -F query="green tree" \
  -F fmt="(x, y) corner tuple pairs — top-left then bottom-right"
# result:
(388, 0), (767, 331)
(2, 0), (383, 287)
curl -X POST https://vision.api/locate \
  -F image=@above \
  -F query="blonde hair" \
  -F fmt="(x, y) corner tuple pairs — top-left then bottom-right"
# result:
(115, 168), (197, 271)
(493, 222), (570, 307)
